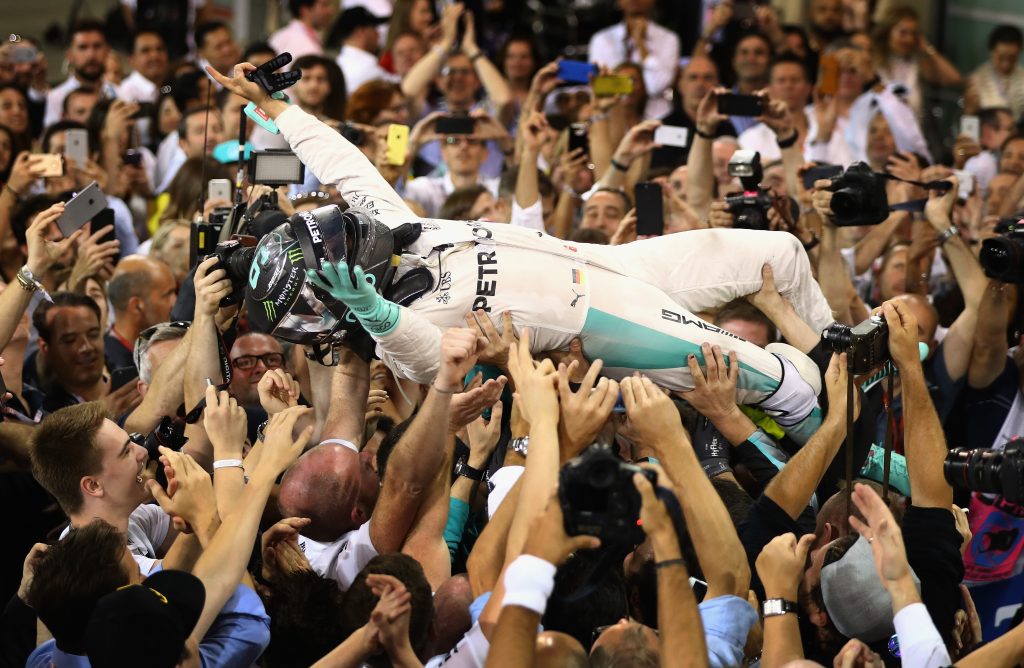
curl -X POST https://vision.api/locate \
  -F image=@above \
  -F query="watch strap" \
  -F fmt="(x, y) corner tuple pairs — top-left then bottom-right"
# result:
(455, 457), (485, 481)
(762, 598), (798, 617)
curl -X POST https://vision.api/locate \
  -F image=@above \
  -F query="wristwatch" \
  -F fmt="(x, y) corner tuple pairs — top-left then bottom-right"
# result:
(16, 266), (41, 292)
(762, 598), (798, 618)
(454, 457), (485, 481)
(510, 436), (529, 457)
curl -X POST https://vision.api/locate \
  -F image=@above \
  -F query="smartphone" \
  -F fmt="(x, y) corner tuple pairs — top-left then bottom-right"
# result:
(592, 75), (634, 97)
(207, 178), (232, 203)
(92, 208), (117, 247)
(57, 182), (108, 238)
(64, 128), (89, 167)
(122, 148), (142, 167)
(35, 154), (64, 178)
(11, 45), (38, 64)
(634, 182), (664, 236)
(960, 115), (980, 142)
(953, 170), (975, 201)
(557, 60), (598, 85)
(731, 0), (757, 25)
(110, 367), (139, 391)
(435, 115), (475, 135)
(717, 94), (764, 117)
(802, 164), (843, 189)
(654, 125), (689, 148)
(131, 102), (155, 119)
(818, 53), (839, 97)
(385, 124), (410, 166)
(568, 122), (589, 155)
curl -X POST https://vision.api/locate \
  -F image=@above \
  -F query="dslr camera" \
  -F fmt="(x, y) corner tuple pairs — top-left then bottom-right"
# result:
(724, 150), (773, 230)
(821, 314), (890, 375)
(559, 445), (657, 546)
(210, 239), (257, 307)
(979, 216), (1024, 284)
(944, 439), (1024, 504)
(827, 162), (889, 227)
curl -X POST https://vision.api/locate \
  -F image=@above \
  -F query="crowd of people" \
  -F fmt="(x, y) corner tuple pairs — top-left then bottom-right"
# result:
(2, 0), (1024, 666)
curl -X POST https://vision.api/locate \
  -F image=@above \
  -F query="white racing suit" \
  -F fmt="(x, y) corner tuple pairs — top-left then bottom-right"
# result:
(274, 107), (835, 440)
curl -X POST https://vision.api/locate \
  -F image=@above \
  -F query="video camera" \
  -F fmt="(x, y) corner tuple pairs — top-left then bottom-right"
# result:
(944, 439), (1024, 504)
(821, 314), (890, 375)
(559, 445), (657, 546)
(724, 150), (774, 230)
(979, 216), (1024, 284)
(827, 162), (890, 227)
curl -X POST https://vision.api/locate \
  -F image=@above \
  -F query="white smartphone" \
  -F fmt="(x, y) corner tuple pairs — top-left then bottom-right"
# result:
(952, 170), (975, 201)
(207, 178), (232, 203)
(654, 125), (689, 149)
(64, 128), (89, 167)
(960, 115), (980, 143)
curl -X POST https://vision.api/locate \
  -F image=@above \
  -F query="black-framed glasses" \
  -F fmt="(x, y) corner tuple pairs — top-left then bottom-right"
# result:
(232, 353), (285, 370)
(444, 136), (484, 146)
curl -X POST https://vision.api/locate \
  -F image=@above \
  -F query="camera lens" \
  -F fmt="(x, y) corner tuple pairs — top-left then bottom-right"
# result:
(821, 322), (852, 352)
(831, 188), (863, 221)
(944, 447), (1005, 496)
(980, 236), (1023, 282)
(587, 460), (619, 489)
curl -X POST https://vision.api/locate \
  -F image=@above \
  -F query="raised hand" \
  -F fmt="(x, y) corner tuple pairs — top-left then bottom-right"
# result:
(680, 343), (739, 421)
(695, 87), (729, 136)
(257, 405), (315, 478)
(258, 368), (301, 416)
(204, 62), (272, 108)
(68, 223), (120, 289)
(103, 379), (143, 417)
(523, 490), (601, 565)
(448, 371), (507, 431)
(557, 358), (619, 460)
(878, 300), (921, 371)
(506, 328), (558, 426)
(436, 327), (490, 393)
(203, 384), (248, 457)
(755, 532), (814, 599)
(193, 257), (234, 319)
(620, 375), (687, 455)
(465, 310), (517, 369)
(823, 352), (860, 423)
(147, 447), (217, 533)
(25, 202), (83, 275)
(848, 482), (911, 584)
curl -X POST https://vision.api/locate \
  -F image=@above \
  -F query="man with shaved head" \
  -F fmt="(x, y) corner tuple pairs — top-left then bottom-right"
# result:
(535, 631), (589, 668)
(105, 255), (178, 371)
(281, 327), (487, 591)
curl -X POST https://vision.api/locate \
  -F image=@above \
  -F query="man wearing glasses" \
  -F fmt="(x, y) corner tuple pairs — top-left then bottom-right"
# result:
(404, 131), (499, 218)
(229, 332), (287, 409)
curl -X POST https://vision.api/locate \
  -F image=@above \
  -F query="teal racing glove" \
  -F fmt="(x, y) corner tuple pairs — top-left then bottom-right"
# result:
(306, 261), (400, 336)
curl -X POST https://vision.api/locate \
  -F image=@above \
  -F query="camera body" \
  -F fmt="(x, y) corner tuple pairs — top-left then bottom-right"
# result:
(979, 221), (1024, 284)
(210, 239), (257, 307)
(725, 150), (772, 230)
(828, 162), (889, 227)
(944, 439), (1024, 504)
(135, 416), (188, 463)
(821, 315), (890, 375)
(559, 445), (657, 546)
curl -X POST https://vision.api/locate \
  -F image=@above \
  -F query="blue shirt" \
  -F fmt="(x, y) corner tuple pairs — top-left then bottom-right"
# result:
(699, 595), (758, 668)
(26, 641), (90, 668)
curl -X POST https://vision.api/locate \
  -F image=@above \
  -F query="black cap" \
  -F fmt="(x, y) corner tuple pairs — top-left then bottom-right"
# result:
(85, 570), (206, 668)
(334, 6), (388, 41)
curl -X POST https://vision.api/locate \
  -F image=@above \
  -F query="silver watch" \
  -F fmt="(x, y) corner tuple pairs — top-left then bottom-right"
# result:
(510, 436), (529, 457)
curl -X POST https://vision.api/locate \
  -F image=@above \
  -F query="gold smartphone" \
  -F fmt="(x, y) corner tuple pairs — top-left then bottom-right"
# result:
(35, 154), (65, 178)
(385, 124), (410, 166)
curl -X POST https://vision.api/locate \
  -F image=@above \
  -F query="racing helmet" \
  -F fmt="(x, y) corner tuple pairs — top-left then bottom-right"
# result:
(244, 205), (397, 345)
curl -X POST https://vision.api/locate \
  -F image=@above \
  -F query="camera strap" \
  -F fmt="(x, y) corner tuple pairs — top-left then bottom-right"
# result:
(845, 360), (898, 517)
(882, 173), (953, 214)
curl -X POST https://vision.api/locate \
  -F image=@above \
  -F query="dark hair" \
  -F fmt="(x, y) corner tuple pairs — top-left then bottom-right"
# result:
(0, 124), (17, 181)
(342, 554), (434, 658)
(291, 55), (348, 121)
(590, 187), (633, 212)
(30, 400), (109, 514)
(194, 21), (230, 51)
(711, 476), (755, 528)
(1001, 133), (1024, 153)
(263, 570), (347, 667)
(542, 549), (629, 651)
(27, 521), (130, 653)
(62, 88), (99, 117)
(979, 106), (1013, 129)
(714, 298), (778, 344)
(989, 24), (1024, 51)
(10, 194), (60, 246)
(770, 51), (810, 82)
(170, 70), (208, 113)
(871, 6), (919, 64)
(160, 156), (231, 222)
(108, 268), (156, 314)
(781, 24), (811, 53)
(0, 84), (33, 153)
(345, 80), (403, 125)
(384, 0), (438, 53)
(130, 29), (165, 54)
(440, 184), (490, 220)
(177, 105), (219, 139)
(33, 291), (103, 345)
(66, 19), (108, 48)
(734, 30), (775, 60)
(376, 416), (412, 481)
(568, 227), (609, 245)
(243, 41), (277, 61)
(289, 0), (317, 16)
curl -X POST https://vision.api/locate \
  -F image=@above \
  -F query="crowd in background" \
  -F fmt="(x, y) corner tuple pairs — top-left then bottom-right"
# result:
(3, 0), (1024, 666)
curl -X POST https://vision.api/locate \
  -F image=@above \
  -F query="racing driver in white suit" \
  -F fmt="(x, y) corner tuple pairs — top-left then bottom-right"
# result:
(210, 64), (836, 443)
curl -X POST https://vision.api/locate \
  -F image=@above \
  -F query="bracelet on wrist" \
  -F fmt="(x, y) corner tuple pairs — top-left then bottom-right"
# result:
(432, 383), (459, 395)
(655, 558), (688, 571)
(776, 130), (799, 149)
(468, 51), (483, 63)
(694, 126), (715, 140)
(4, 183), (23, 202)
(610, 157), (630, 172)
(936, 225), (958, 245)
(801, 233), (820, 251)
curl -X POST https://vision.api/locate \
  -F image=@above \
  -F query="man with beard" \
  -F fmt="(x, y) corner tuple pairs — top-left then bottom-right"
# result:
(44, 20), (119, 127)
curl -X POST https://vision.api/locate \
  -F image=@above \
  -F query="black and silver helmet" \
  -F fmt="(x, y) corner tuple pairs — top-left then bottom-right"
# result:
(244, 205), (396, 345)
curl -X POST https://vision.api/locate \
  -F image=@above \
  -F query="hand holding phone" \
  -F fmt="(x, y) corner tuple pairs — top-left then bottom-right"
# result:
(717, 94), (764, 117)
(960, 115), (980, 143)
(385, 124), (410, 165)
(635, 182), (664, 236)
(57, 182), (108, 238)
(557, 60), (599, 85)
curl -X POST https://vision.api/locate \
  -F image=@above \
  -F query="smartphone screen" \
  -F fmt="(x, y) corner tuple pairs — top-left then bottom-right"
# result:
(718, 94), (764, 117)
(592, 75), (634, 97)
(635, 182), (664, 236)
(110, 367), (139, 391)
(654, 125), (689, 148)
(568, 123), (589, 155)
(92, 209), (117, 247)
